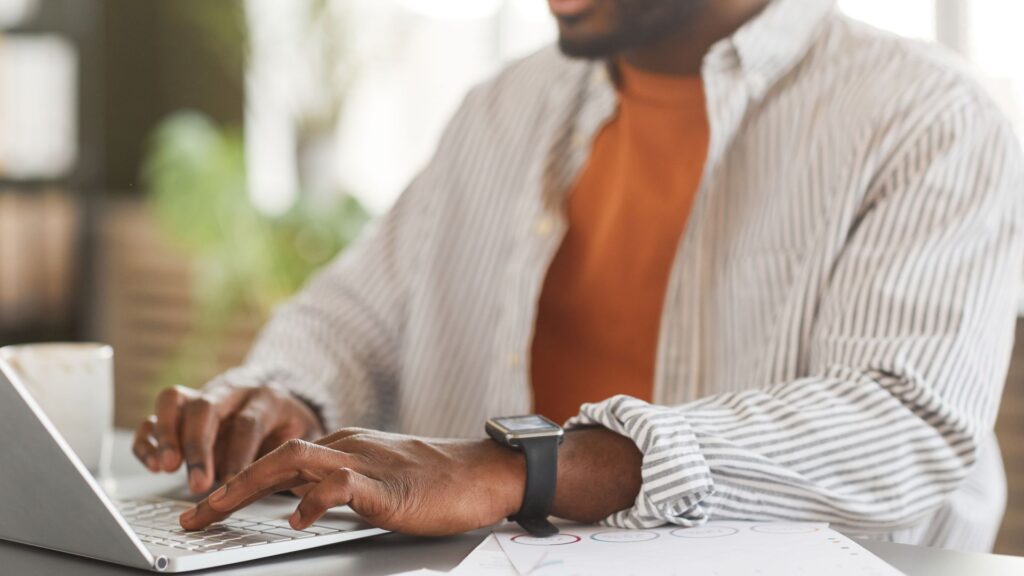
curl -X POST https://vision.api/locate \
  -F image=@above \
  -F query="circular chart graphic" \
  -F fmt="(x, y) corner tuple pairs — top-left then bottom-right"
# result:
(590, 530), (660, 543)
(670, 526), (739, 539)
(510, 533), (582, 546)
(751, 524), (820, 534)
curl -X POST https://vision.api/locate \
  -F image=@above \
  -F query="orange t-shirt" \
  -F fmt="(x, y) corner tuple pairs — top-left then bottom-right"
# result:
(530, 60), (710, 425)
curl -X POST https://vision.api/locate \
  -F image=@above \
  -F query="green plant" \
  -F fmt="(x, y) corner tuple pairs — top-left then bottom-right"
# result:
(142, 111), (369, 390)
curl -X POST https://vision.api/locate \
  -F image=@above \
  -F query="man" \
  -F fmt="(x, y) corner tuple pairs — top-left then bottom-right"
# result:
(133, 0), (1024, 551)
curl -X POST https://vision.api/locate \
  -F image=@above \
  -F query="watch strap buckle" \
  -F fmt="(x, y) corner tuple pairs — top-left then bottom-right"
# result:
(511, 515), (559, 537)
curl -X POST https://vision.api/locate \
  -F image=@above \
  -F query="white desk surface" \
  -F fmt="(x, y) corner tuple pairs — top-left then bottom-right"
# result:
(1, 431), (1022, 575)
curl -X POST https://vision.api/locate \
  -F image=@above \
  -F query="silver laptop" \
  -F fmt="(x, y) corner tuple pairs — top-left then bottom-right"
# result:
(0, 357), (387, 572)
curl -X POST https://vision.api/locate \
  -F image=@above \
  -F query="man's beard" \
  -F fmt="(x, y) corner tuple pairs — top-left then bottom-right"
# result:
(558, 0), (708, 59)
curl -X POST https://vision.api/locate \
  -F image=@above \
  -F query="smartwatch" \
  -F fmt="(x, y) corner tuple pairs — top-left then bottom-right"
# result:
(485, 414), (564, 537)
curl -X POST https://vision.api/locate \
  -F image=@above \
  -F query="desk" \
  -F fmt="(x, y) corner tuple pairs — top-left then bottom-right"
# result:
(2, 431), (1022, 575)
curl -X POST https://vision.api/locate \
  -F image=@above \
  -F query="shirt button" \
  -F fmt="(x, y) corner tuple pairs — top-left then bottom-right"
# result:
(508, 352), (522, 369)
(533, 216), (554, 237)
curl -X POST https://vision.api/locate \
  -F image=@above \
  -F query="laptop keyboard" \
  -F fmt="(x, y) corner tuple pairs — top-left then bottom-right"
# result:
(117, 497), (344, 554)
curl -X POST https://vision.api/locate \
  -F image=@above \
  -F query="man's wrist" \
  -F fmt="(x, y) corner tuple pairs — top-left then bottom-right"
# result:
(474, 439), (528, 519)
(550, 427), (643, 522)
(474, 426), (642, 525)
(288, 390), (327, 437)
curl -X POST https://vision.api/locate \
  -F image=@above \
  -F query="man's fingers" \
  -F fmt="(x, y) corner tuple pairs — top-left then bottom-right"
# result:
(154, 387), (190, 472)
(180, 397), (221, 493)
(175, 386), (251, 489)
(180, 439), (352, 530)
(193, 440), (354, 517)
(132, 416), (160, 472)
(291, 468), (382, 530)
(180, 477), (306, 531)
(220, 396), (278, 480)
(314, 427), (370, 446)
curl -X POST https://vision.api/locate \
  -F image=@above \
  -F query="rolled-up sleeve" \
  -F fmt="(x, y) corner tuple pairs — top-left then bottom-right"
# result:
(568, 95), (1024, 532)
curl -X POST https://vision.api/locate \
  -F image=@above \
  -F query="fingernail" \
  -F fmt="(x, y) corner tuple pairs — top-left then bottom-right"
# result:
(146, 455), (158, 471)
(180, 508), (196, 524)
(289, 510), (302, 528)
(160, 449), (176, 470)
(209, 485), (227, 504)
(188, 467), (204, 491)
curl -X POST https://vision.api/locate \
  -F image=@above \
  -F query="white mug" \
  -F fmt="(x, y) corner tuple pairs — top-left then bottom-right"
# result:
(0, 342), (114, 478)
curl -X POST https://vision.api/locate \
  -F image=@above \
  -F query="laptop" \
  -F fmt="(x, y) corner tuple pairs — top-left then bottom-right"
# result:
(0, 357), (388, 572)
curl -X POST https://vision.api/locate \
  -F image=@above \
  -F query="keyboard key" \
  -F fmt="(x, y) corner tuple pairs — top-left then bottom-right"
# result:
(225, 520), (258, 529)
(239, 534), (289, 546)
(132, 520), (164, 529)
(208, 532), (250, 542)
(263, 528), (315, 539)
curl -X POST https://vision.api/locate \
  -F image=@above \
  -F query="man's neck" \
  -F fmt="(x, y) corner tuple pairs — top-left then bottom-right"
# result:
(623, 0), (771, 76)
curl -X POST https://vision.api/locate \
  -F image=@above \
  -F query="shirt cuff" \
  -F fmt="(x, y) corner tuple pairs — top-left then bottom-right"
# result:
(565, 395), (716, 528)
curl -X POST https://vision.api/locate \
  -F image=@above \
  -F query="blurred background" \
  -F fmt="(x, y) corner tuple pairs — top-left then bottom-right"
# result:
(0, 0), (1021, 554)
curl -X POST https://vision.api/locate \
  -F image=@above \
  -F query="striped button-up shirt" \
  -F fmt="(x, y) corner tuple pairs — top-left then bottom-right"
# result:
(210, 0), (1024, 551)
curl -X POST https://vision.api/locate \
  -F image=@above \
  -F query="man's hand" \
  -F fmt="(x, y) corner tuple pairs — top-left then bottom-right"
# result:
(132, 384), (324, 493)
(178, 427), (643, 536)
(178, 429), (526, 536)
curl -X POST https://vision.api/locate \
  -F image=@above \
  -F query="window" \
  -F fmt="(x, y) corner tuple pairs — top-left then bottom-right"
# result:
(329, 0), (556, 213)
(839, 0), (1023, 134)
(837, 0), (936, 41)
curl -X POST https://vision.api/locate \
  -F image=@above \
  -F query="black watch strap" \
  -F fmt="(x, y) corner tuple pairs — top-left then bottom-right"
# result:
(510, 435), (559, 537)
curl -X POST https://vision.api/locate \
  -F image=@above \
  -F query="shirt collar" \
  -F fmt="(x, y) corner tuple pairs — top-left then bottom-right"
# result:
(719, 0), (837, 98)
(587, 0), (837, 100)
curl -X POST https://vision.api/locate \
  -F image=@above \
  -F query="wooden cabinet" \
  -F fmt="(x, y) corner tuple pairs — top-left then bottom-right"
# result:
(0, 190), (78, 341)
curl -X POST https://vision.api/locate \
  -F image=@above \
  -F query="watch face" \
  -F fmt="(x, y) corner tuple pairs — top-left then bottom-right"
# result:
(492, 415), (560, 434)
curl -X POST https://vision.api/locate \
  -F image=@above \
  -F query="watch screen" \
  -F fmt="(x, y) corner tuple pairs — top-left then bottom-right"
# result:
(497, 415), (557, 432)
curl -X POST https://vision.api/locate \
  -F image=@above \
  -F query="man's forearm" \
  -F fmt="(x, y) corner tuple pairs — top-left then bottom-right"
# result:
(549, 427), (643, 522)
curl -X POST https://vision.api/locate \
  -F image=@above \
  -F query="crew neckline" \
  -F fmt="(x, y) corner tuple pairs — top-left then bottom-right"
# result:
(615, 58), (704, 107)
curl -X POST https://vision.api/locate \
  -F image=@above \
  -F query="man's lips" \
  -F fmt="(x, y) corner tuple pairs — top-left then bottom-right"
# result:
(549, 0), (593, 18)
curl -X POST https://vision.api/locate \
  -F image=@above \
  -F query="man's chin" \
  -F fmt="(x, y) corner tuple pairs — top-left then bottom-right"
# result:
(557, 34), (622, 59)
